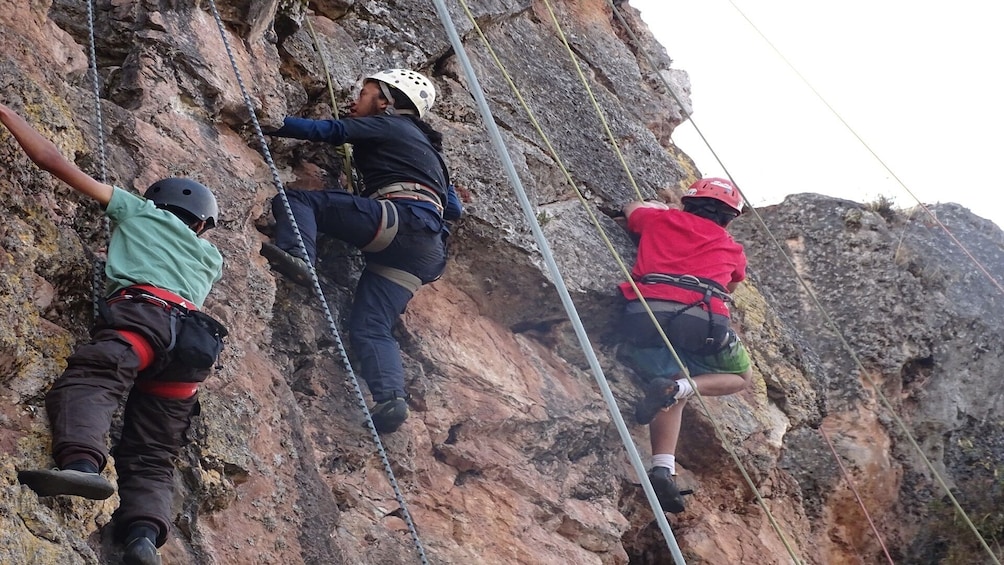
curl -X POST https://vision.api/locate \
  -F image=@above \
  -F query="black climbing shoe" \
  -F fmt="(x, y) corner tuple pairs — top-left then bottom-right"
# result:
(122, 537), (161, 565)
(371, 397), (409, 433)
(260, 242), (313, 287)
(17, 468), (115, 500)
(635, 376), (680, 425)
(648, 466), (690, 514)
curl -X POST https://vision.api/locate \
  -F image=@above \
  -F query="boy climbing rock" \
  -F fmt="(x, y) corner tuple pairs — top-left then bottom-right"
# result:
(617, 177), (754, 514)
(1, 102), (225, 565)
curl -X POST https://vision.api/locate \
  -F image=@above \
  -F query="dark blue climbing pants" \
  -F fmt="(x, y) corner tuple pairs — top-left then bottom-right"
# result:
(272, 189), (447, 402)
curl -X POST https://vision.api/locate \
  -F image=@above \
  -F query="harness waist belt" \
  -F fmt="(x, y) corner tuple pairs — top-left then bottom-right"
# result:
(373, 182), (443, 214)
(638, 273), (732, 303)
(107, 285), (198, 311)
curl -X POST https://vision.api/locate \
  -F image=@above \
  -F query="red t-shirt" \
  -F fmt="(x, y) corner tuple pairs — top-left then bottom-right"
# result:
(618, 207), (746, 317)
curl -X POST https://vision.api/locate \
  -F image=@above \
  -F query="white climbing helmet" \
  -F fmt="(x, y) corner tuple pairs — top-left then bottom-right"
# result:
(365, 68), (436, 118)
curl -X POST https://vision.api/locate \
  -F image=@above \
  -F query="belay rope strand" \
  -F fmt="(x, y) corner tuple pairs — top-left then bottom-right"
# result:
(430, 1), (689, 564)
(85, 0), (111, 319)
(303, 16), (356, 193)
(724, 0), (1004, 297)
(202, 2), (429, 563)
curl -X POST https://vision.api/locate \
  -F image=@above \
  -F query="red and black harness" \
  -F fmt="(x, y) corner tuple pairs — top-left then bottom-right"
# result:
(102, 285), (202, 399)
(636, 273), (733, 354)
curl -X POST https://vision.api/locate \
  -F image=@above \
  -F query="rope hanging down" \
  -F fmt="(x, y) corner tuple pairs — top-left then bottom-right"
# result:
(724, 0), (1004, 297)
(430, 1), (687, 564)
(456, 2), (803, 562)
(539, 0), (648, 202)
(303, 17), (356, 193)
(85, 0), (111, 320)
(202, 2), (429, 563)
(608, 2), (1001, 561)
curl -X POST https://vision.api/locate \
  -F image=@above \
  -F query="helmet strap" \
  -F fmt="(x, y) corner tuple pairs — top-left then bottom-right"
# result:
(377, 82), (396, 107)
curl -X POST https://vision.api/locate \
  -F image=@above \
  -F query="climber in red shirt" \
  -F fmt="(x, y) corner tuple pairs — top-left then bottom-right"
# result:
(617, 177), (754, 514)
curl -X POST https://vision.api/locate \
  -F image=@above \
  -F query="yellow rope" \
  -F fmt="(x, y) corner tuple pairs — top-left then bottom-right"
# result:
(725, 0), (1004, 298)
(304, 16), (355, 193)
(539, 0), (647, 202)
(456, 1), (803, 562)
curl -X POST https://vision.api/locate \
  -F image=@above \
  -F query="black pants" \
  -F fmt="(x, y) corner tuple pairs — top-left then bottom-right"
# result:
(46, 298), (204, 546)
(619, 299), (732, 355)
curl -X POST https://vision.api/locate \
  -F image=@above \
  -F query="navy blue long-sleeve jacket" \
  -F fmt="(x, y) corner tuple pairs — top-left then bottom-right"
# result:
(274, 115), (462, 220)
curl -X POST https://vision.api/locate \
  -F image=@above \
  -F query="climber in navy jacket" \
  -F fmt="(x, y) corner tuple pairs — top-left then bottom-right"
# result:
(262, 68), (462, 434)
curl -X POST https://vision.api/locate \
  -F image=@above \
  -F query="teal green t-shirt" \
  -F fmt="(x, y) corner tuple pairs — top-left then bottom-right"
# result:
(104, 187), (223, 307)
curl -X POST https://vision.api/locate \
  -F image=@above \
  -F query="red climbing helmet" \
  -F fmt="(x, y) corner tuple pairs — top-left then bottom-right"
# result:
(682, 177), (744, 215)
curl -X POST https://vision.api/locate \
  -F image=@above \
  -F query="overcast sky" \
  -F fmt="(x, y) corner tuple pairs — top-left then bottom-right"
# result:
(630, 0), (1004, 229)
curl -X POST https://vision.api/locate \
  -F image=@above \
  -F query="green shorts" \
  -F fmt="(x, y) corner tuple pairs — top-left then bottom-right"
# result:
(618, 331), (751, 381)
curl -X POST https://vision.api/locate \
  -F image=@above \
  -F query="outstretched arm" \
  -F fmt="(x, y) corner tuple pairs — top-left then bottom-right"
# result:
(270, 116), (348, 145)
(0, 104), (113, 206)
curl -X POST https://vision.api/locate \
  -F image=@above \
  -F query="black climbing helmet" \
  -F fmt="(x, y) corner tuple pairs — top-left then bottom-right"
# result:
(144, 177), (219, 230)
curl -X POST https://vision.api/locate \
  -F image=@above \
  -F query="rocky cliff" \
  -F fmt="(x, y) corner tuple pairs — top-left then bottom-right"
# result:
(1, 1), (1001, 564)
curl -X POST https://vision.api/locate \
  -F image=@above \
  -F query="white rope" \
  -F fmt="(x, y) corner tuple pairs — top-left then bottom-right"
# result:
(428, 1), (686, 562)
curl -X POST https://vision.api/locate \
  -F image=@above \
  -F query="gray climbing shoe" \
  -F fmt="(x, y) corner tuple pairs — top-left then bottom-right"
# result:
(123, 537), (161, 565)
(635, 376), (680, 425)
(648, 466), (690, 514)
(260, 242), (313, 287)
(18, 468), (115, 500)
(371, 397), (409, 433)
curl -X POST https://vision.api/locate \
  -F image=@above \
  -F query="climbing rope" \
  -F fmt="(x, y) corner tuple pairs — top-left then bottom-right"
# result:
(303, 17), (356, 193)
(455, 2), (801, 563)
(203, 3), (429, 563)
(724, 0), (1004, 297)
(607, 2), (1001, 562)
(85, 0), (111, 319)
(819, 426), (895, 564)
(433, 1), (687, 563)
(539, 0), (649, 202)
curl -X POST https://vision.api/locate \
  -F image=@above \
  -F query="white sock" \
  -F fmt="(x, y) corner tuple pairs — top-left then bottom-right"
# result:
(675, 378), (695, 400)
(652, 453), (676, 475)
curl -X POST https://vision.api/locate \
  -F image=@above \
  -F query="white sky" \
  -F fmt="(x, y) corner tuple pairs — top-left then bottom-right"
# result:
(630, 0), (1004, 228)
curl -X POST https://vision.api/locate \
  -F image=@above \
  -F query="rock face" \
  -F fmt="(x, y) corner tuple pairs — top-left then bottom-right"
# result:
(731, 195), (1004, 564)
(0, 1), (1000, 564)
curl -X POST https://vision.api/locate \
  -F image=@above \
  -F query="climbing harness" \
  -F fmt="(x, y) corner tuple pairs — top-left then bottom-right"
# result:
(204, 2), (429, 563)
(366, 264), (422, 294)
(636, 274), (732, 354)
(373, 182), (444, 214)
(360, 200), (400, 253)
(639, 273), (731, 303)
